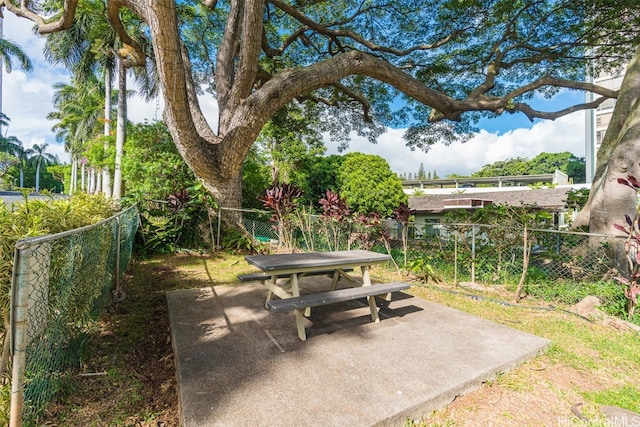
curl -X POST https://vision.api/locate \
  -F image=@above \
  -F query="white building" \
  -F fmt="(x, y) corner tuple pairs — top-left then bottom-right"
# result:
(585, 66), (627, 182)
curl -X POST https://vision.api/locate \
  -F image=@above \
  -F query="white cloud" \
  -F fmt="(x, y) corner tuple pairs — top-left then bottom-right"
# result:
(2, 14), (70, 163)
(327, 112), (586, 177)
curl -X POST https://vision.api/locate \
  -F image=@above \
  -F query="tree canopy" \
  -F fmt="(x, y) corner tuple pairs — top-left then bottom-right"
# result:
(473, 152), (586, 183)
(338, 153), (406, 217)
(2, 0), (638, 219)
(122, 121), (198, 201)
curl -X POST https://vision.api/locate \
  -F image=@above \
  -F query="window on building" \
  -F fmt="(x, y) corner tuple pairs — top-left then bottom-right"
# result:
(596, 98), (616, 111)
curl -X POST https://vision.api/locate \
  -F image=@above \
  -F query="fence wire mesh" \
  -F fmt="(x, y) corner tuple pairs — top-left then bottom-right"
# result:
(10, 205), (139, 426)
(411, 223), (622, 288)
(219, 208), (627, 307)
(218, 208), (402, 254)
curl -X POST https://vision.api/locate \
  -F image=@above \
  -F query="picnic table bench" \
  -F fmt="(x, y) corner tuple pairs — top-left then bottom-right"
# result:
(265, 281), (410, 312)
(242, 250), (409, 340)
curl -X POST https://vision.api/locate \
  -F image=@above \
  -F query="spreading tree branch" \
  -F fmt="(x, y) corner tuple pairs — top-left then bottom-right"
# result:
(268, 0), (463, 57)
(107, 0), (146, 67)
(0, 0), (78, 32)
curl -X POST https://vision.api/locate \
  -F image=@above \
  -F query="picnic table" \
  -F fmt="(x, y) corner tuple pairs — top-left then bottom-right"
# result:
(241, 250), (409, 340)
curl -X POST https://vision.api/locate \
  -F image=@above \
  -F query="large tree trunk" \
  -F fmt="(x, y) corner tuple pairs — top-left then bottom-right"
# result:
(132, 0), (464, 211)
(574, 45), (640, 233)
(572, 46), (640, 271)
(586, 111), (640, 271)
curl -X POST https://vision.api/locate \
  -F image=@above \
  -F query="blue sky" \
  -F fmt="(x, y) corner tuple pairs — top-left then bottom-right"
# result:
(2, 13), (587, 178)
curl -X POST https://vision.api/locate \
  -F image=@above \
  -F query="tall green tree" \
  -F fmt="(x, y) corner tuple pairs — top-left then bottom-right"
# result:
(0, 115), (27, 187)
(258, 104), (326, 186)
(3, 0), (639, 230)
(122, 120), (196, 201)
(289, 154), (344, 210)
(0, 135), (24, 186)
(417, 163), (426, 180)
(26, 143), (59, 192)
(338, 153), (407, 217)
(43, 0), (156, 200)
(43, 0), (118, 196)
(0, 135), (21, 157)
(0, 131), (21, 183)
(241, 144), (271, 209)
(47, 77), (107, 193)
(0, 152), (17, 183)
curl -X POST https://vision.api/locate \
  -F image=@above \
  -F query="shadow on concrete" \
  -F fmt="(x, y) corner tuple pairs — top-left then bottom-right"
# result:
(166, 277), (550, 427)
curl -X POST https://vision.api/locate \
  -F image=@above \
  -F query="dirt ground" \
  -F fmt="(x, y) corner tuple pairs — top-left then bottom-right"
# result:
(42, 259), (182, 426)
(41, 253), (636, 426)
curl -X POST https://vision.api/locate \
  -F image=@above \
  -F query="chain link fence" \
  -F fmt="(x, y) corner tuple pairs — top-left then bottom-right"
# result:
(218, 208), (628, 309)
(217, 207), (401, 253)
(9, 205), (139, 426)
(218, 207), (278, 244)
(411, 223), (622, 286)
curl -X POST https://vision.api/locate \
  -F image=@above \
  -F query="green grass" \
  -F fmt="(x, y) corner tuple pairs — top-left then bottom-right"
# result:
(583, 386), (640, 413)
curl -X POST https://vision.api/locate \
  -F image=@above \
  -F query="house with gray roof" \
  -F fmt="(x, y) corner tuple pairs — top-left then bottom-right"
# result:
(408, 186), (580, 229)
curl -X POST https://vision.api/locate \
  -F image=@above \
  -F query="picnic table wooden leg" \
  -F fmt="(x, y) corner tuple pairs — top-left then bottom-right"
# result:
(291, 273), (307, 340)
(361, 265), (380, 323)
(330, 270), (341, 290)
(263, 275), (277, 308)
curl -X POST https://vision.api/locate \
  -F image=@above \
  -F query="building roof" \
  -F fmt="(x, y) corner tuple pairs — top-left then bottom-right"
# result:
(408, 187), (573, 214)
(402, 170), (569, 189)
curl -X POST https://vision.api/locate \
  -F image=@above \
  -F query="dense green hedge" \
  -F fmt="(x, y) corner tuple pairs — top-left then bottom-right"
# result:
(0, 192), (117, 404)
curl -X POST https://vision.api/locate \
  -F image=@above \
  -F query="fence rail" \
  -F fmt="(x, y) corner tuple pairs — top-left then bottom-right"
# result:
(217, 207), (629, 309)
(9, 205), (139, 426)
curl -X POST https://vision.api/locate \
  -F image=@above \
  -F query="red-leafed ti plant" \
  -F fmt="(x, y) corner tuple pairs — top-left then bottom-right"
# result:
(613, 175), (640, 318)
(261, 184), (303, 251)
(319, 190), (350, 250)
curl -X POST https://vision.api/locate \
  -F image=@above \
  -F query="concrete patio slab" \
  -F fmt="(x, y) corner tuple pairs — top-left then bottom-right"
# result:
(166, 280), (550, 427)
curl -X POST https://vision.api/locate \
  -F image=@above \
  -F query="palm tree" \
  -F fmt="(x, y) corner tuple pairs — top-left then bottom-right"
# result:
(0, 36), (32, 73)
(43, 1), (156, 200)
(0, 113), (28, 187)
(0, 112), (10, 131)
(44, 1), (117, 197)
(0, 134), (21, 182)
(26, 143), (59, 192)
(0, 134), (22, 183)
(47, 77), (106, 193)
(0, 134), (22, 156)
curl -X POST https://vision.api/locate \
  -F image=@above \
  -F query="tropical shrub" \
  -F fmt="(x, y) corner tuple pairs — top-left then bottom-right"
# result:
(122, 121), (217, 254)
(134, 184), (217, 255)
(0, 192), (117, 419)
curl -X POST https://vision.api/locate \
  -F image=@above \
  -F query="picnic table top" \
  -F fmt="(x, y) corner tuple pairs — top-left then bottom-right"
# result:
(244, 250), (391, 273)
